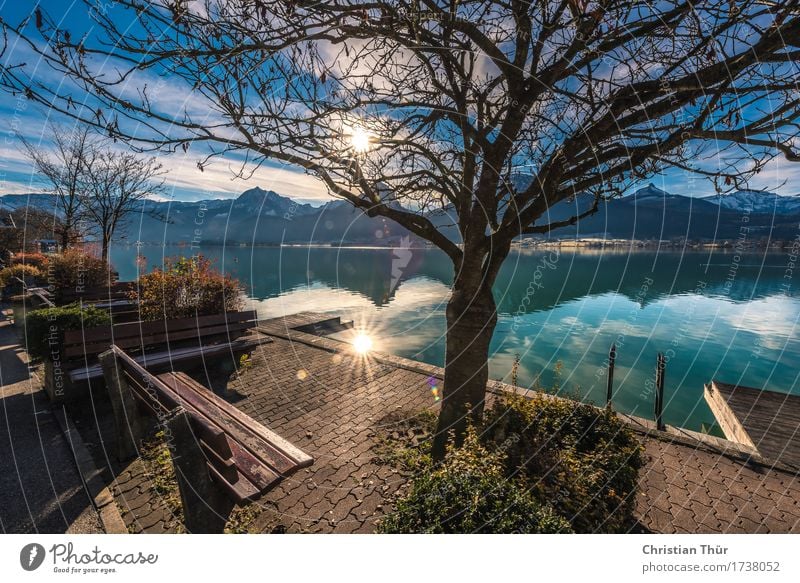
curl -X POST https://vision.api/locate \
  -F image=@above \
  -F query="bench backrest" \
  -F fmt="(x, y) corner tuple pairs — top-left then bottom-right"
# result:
(107, 345), (312, 502)
(63, 310), (258, 361)
(109, 345), (237, 478)
(58, 281), (135, 304)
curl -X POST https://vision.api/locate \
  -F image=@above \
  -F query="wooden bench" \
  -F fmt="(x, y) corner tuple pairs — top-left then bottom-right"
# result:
(11, 277), (55, 308)
(56, 281), (132, 304)
(58, 282), (139, 322)
(46, 310), (264, 402)
(100, 345), (312, 532)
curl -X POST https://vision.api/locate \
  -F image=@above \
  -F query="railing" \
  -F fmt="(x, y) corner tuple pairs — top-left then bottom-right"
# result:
(605, 344), (666, 431)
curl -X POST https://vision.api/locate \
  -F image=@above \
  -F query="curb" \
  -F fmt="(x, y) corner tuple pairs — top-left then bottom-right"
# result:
(53, 405), (128, 534)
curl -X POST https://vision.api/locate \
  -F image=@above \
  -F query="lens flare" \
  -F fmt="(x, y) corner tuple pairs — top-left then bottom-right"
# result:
(353, 334), (373, 354)
(350, 127), (371, 153)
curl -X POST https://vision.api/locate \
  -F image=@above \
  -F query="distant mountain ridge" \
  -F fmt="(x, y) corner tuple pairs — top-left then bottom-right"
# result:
(702, 189), (800, 215)
(2, 184), (799, 245)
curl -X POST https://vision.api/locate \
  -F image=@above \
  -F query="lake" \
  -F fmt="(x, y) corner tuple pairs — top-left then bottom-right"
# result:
(110, 244), (800, 433)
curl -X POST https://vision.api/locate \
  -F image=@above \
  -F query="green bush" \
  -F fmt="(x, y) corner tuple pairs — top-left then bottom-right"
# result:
(136, 255), (243, 321)
(483, 393), (644, 533)
(47, 249), (114, 301)
(0, 264), (43, 293)
(379, 429), (573, 534)
(25, 304), (111, 359)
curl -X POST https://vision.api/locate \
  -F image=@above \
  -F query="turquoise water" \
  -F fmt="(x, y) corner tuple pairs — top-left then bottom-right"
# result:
(110, 244), (800, 432)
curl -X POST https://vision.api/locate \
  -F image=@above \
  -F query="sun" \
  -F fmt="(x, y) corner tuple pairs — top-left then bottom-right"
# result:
(352, 333), (373, 354)
(349, 126), (371, 153)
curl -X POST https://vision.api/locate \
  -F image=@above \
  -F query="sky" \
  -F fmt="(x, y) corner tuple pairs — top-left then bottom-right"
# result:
(0, 1), (798, 205)
(0, 1), (332, 204)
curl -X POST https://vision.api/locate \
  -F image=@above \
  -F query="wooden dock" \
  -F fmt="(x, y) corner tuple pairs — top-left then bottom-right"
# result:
(705, 380), (800, 470)
(257, 311), (354, 337)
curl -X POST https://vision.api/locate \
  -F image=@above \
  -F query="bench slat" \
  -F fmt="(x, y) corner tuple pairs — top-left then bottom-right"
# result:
(206, 461), (260, 504)
(166, 371), (313, 469)
(156, 371), (298, 478)
(224, 437), (282, 494)
(200, 439), (238, 483)
(59, 283), (135, 302)
(69, 336), (263, 382)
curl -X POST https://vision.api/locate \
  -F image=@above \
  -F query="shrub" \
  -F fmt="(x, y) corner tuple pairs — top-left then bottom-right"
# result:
(24, 304), (111, 359)
(136, 255), (243, 321)
(47, 249), (114, 301)
(379, 429), (573, 534)
(483, 393), (644, 533)
(10, 252), (49, 269)
(0, 264), (43, 293)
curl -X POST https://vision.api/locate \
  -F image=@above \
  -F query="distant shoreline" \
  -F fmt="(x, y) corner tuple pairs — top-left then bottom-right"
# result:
(116, 239), (799, 252)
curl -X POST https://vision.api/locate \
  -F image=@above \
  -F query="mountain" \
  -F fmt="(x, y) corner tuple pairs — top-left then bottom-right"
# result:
(2, 183), (799, 246)
(0, 188), (414, 245)
(533, 184), (800, 240)
(0, 193), (60, 213)
(702, 189), (800, 215)
(229, 187), (317, 217)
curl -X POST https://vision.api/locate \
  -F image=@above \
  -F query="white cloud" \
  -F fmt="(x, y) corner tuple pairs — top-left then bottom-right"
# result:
(158, 152), (331, 202)
(717, 296), (800, 350)
(0, 128), (333, 202)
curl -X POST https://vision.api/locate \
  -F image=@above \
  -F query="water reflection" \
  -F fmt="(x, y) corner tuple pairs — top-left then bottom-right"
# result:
(110, 245), (800, 432)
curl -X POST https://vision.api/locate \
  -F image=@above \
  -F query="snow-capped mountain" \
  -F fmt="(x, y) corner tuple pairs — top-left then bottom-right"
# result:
(3, 183), (800, 244)
(702, 189), (800, 215)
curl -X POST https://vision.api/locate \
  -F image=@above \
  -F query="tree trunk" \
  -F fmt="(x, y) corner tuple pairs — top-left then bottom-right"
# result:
(101, 233), (111, 265)
(60, 219), (72, 251)
(432, 272), (498, 461)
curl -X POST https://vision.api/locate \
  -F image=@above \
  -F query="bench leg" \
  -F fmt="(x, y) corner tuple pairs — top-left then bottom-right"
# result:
(99, 350), (146, 462)
(165, 410), (234, 534)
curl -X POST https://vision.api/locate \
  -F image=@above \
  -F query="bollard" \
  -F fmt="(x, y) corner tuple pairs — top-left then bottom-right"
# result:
(606, 343), (616, 408)
(654, 352), (666, 431)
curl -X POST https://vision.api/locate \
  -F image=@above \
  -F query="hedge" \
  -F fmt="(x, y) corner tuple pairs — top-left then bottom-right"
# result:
(25, 304), (111, 360)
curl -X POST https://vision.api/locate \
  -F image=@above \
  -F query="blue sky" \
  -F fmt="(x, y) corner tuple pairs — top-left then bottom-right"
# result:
(0, 1), (331, 204)
(1, 1), (798, 204)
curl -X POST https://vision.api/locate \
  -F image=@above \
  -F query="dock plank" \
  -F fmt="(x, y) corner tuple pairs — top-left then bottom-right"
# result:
(704, 381), (800, 470)
(258, 311), (351, 336)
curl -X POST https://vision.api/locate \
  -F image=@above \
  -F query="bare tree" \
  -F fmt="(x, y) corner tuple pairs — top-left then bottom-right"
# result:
(19, 125), (94, 249)
(81, 149), (165, 263)
(0, 207), (64, 258)
(3, 1), (800, 458)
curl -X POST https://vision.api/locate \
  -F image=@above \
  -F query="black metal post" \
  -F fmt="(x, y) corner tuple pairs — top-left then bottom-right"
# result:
(606, 344), (616, 408)
(654, 352), (666, 431)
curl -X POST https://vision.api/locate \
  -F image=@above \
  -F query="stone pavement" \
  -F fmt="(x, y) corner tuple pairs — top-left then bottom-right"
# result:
(635, 439), (800, 533)
(0, 313), (103, 534)
(81, 318), (800, 534)
(65, 389), (183, 533)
